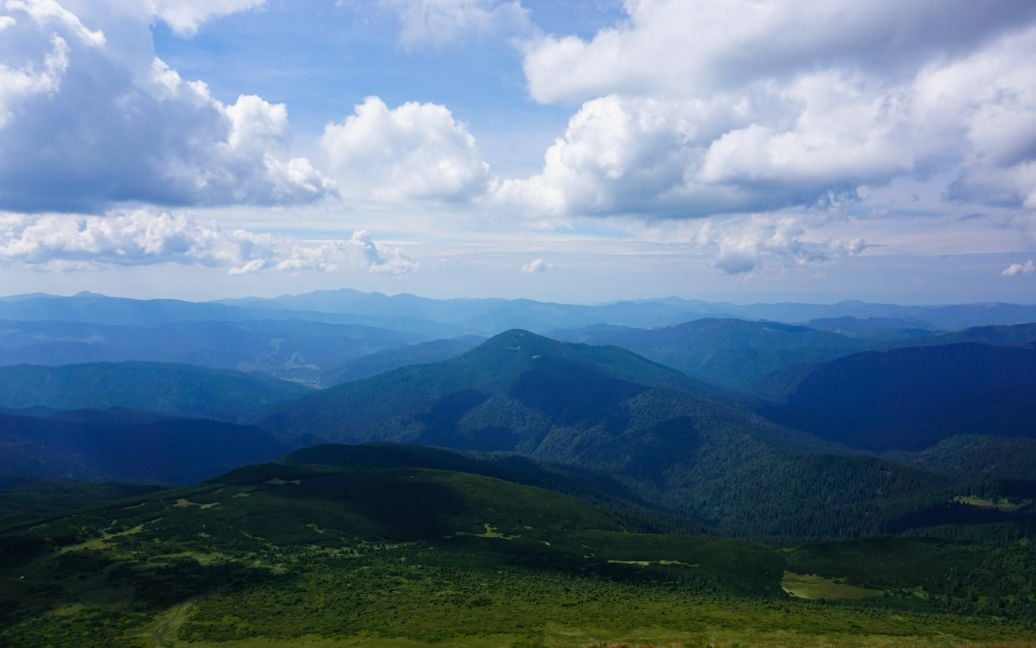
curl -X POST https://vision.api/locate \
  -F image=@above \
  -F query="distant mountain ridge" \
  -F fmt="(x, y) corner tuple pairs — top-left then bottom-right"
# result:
(6, 291), (1036, 336)
(0, 319), (426, 384)
(217, 289), (1036, 330)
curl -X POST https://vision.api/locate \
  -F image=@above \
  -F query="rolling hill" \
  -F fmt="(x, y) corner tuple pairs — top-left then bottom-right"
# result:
(1, 453), (1033, 646)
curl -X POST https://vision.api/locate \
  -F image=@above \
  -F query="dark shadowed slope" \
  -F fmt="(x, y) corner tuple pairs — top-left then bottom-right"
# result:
(0, 482), (162, 527)
(885, 435), (1036, 481)
(0, 409), (287, 485)
(763, 343), (1036, 452)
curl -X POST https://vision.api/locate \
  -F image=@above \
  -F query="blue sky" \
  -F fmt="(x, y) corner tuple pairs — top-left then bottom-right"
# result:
(1, 0), (1035, 303)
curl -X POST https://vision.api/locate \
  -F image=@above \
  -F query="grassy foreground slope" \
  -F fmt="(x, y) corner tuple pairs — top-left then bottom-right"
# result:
(1, 455), (1035, 647)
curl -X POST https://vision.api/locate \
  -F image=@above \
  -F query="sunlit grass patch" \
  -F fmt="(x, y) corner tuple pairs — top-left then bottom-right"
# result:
(781, 571), (882, 600)
(953, 495), (1031, 512)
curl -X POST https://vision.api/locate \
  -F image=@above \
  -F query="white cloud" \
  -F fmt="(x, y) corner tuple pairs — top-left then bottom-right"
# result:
(0, 15), (15, 30)
(522, 0), (1036, 104)
(499, 7), (1036, 220)
(0, 1), (334, 212)
(0, 34), (68, 127)
(149, 0), (267, 37)
(374, 0), (533, 49)
(690, 214), (866, 275)
(322, 96), (490, 203)
(1002, 260), (1035, 277)
(520, 257), (550, 273)
(0, 211), (414, 274)
(493, 91), (906, 218)
(6, 0), (106, 47)
(275, 230), (416, 275)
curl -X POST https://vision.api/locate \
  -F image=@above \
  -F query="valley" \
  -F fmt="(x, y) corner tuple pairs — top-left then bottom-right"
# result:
(1, 291), (1035, 646)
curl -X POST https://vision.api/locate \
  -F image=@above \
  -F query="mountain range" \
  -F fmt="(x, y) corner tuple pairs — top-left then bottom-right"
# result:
(3, 289), (1036, 645)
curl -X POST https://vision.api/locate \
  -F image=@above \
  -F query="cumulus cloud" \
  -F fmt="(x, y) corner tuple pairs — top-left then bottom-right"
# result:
(0, 211), (414, 274)
(522, 0), (1036, 104)
(1002, 260), (1035, 277)
(0, 1), (334, 212)
(374, 0), (533, 49)
(492, 89), (915, 218)
(322, 96), (490, 203)
(520, 257), (550, 273)
(689, 215), (866, 275)
(498, 2), (1036, 220)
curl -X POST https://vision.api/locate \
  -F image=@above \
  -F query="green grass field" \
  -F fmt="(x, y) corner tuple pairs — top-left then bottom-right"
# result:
(2, 463), (1035, 647)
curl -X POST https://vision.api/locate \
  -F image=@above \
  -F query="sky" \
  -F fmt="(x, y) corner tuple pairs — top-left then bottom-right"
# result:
(0, 0), (1035, 304)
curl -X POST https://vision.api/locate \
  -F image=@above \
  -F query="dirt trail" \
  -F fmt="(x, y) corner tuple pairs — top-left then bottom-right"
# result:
(141, 602), (193, 648)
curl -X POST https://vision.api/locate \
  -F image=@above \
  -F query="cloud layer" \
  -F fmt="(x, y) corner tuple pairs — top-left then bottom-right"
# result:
(0, 210), (413, 274)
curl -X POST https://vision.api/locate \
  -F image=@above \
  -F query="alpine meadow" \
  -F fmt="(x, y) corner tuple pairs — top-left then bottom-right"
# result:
(1, 1), (1036, 647)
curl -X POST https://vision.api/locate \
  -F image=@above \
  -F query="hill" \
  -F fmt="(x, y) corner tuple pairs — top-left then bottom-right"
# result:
(763, 343), (1036, 452)
(0, 361), (311, 420)
(262, 329), (739, 451)
(885, 435), (1036, 481)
